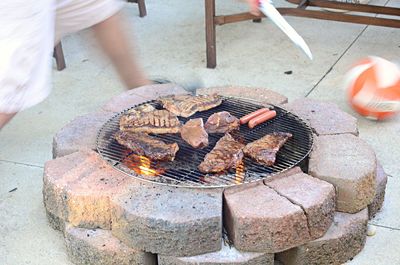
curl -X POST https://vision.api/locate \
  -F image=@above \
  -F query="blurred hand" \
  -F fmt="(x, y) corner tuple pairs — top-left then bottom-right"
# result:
(244, 0), (261, 16)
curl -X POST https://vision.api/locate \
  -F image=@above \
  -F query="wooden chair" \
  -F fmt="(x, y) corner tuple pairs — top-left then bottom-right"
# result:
(205, 0), (400, 68)
(54, 0), (147, 71)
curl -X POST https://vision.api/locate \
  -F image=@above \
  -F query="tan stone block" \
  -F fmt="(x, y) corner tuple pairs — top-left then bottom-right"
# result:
(368, 163), (388, 219)
(111, 184), (223, 257)
(224, 184), (311, 253)
(309, 134), (376, 213)
(43, 150), (135, 229)
(52, 111), (115, 158)
(266, 173), (336, 239)
(263, 166), (303, 184)
(133, 83), (188, 99)
(197, 86), (288, 105)
(102, 84), (188, 113)
(283, 98), (358, 136)
(65, 225), (156, 265)
(158, 242), (274, 265)
(276, 209), (368, 265)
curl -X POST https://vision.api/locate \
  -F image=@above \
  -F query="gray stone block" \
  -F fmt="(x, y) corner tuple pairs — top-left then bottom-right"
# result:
(368, 163), (388, 219)
(158, 242), (274, 265)
(276, 209), (368, 265)
(283, 98), (358, 136)
(224, 184), (311, 253)
(309, 134), (376, 213)
(43, 150), (135, 230)
(111, 183), (223, 257)
(65, 225), (156, 265)
(52, 111), (115, 158)
(45, 209), (65, 232)
(197, 86), (288, 105)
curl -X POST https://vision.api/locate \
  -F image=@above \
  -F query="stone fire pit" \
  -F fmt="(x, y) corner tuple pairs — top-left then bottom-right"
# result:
(44, 84), (387, 265)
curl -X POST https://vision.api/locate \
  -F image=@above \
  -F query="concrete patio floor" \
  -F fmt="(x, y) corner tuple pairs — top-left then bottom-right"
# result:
(1, 0), (399, 264)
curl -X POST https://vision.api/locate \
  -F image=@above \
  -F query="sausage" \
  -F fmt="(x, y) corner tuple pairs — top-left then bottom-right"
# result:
(240, 108), (270, 124)
(248, 110), (277, 129)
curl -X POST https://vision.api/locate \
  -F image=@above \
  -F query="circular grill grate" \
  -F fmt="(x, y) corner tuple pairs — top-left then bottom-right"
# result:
(96, 96), (313, 188)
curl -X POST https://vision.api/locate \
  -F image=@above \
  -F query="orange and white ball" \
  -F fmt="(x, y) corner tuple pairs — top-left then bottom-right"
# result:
(345, 56), (400, 120)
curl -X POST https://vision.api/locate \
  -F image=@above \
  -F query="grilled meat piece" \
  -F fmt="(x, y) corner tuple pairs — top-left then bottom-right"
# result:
(115, 131), (179, 161)
(243, 132), (292, 166)
(119, 105), (181, 134)
(198, 133), (245, 173)
(159, 94), (222, 118)
(204, 111), (240, 134)
(180, 118), (209, 149)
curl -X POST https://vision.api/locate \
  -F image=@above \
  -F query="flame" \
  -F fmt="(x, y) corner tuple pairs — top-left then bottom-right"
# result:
(122, 154), (164, 177)
(235, 161), (245, 184)
(137, 156), (156, 176)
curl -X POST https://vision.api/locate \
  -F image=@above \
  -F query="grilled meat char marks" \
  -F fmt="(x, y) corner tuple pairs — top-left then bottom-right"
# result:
(180, 118), (209, 149)
(198, 133), (245, 173)
(244, 132), (292, 166)
(115, 131), (179, 161)
(205, 111), (240, 134)
(160, 94), (223, 118)
(119, 105), (181, 134)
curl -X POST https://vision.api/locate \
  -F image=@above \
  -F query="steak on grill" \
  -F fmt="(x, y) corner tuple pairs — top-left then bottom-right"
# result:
(159, 94), (222, 118)
(119, 105), (181, 134)
(180, 118), (209, 149)
(243, 132), (292, 166)
(115, 131), (179, 161)
(198, 133), (245, 173)
(204, 111), (240, 134)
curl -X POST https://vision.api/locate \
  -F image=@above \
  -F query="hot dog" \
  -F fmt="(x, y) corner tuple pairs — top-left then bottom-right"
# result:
(240, 108), (270, 124)
(248, 110), (277, 129)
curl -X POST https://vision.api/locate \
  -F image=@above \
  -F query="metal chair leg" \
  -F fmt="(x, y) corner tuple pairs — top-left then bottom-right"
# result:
(128, 0), (147, 17)
(53, 42), (66, 71)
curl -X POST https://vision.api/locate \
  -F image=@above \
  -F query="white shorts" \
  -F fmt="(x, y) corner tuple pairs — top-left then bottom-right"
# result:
(0, 0), (124, 113)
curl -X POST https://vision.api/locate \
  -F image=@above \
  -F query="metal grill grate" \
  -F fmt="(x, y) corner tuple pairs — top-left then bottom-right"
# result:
(96, 96), (313, 188)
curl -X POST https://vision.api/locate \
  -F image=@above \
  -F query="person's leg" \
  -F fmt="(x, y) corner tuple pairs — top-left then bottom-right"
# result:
(91, 13), (151, 89)
(55, 0), (151, 89)
(0, 1), (54, 130)
(0, 113), (16, 130)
